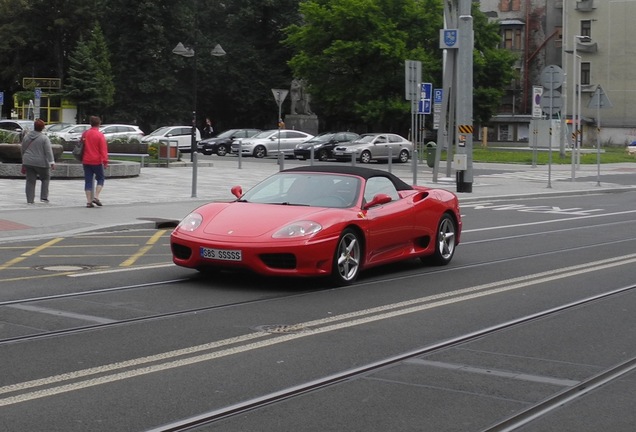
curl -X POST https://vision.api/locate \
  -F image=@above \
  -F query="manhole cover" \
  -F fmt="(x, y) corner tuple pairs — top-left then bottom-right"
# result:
(36, 265), (92, 272)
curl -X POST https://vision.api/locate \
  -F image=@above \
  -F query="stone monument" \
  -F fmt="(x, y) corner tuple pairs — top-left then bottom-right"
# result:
(286, 78), (318, 135)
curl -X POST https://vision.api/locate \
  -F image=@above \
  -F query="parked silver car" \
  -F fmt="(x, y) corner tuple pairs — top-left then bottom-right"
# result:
(231, 129), (314, 158)
(332, 133), (413, 163)
(142, 126), (201, 152)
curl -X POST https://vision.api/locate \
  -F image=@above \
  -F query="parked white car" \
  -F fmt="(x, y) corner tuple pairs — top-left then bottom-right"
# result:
(44, 122), (73, 134)
(99, 124), (145, 141)
(142, 126), (201, 152)
(51, 124), (91, 145)
(231, 129), (314, 158)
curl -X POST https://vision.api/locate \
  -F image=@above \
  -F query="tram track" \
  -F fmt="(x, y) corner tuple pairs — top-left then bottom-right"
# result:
(145, 284), (636, 431)
(2, 236), (636, 346)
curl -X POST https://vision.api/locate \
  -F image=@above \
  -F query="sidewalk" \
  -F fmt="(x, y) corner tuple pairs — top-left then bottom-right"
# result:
(1, 157), (634, 243)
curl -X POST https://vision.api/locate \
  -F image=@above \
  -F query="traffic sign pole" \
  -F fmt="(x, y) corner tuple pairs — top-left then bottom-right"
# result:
(271, 89), (288, 169)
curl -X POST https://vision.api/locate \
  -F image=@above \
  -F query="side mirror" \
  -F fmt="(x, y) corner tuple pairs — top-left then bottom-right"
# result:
(231, 185), (243, 199)
(363, 193), (392, 209)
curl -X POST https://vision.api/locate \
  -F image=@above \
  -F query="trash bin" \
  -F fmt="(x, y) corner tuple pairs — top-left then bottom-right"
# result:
(426, 142), (436, 168)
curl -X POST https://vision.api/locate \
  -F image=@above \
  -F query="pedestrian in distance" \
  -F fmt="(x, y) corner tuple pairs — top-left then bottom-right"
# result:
(202, 117), (214, 139)
(81, 115), (109, 208)
(21, 118), (55, 204)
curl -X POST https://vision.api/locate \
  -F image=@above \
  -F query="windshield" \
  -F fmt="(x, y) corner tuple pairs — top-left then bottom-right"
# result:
(215, 129), (237, 138)
(356, 135), (376, 143)
(250, 130), (277, 139)
(147, 127), (173, 137)
(57, 125), (77, 132)
(240, 173), (360, 208)
(305, 133), (335, 144)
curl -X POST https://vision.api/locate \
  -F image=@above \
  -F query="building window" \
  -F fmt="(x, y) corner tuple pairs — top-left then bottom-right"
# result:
(580, 62), (591, 85)
(580, 20), (591, 38)
(502, 28), (523, 50)
(499, 124), (510, 141)
(555, 26), (563, 47)
(500, 0), (521, 11)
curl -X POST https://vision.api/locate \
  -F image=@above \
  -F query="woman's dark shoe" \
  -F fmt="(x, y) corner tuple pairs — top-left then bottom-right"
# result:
(86, 203), (95, 208)
(92, 198), (102, 206)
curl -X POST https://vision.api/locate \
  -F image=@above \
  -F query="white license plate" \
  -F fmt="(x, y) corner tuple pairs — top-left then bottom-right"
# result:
(200, 247), (242, 261)
(334, 152), (343, 156)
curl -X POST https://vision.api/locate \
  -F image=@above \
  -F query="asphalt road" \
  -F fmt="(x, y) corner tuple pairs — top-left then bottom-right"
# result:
(1, 190), (636, 431)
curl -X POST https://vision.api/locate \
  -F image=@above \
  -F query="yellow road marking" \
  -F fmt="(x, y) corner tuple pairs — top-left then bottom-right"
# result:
(0, 238), (63, 271)
(120, 230), (167, 267)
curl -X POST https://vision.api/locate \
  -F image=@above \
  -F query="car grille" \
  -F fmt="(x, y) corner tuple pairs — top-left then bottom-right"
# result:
(260, 253), (296, 269)
(171, 243), (192, 260)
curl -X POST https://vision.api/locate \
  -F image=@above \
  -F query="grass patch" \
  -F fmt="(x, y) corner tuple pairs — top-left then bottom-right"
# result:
(470, 146), (635, 165)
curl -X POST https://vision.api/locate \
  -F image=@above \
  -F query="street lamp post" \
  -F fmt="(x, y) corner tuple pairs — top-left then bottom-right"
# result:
(173, 42), (226, 197)
(570, 35), (590, 181)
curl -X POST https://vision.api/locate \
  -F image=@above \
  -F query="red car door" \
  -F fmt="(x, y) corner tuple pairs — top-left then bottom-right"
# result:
(361, 177), (415, 266)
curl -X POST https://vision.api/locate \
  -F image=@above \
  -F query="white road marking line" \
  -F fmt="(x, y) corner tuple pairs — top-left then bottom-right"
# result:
(2, 253), (635, 407)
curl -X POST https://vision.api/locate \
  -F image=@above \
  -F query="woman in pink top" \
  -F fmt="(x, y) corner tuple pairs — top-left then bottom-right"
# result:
(81, 116), (109, 208)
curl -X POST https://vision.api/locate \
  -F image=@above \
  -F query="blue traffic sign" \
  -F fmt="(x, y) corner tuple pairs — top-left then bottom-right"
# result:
(434, 89), (443, 104)
(418, 99), (431, 115)
(421, 83), (432, 101)
(440, 29), (458, 49)
(0, 91), (4, 105)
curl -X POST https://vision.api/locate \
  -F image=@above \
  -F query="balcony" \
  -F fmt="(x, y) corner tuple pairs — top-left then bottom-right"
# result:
(576, 0), (595, 12)
(580, 84), (597, 93)
(577, 39), (598, 53)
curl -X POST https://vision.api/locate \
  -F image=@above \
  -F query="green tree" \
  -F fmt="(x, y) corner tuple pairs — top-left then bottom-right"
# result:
(63, 24), (115, 121)
(471, 4), (518, 126)
(0, 0), (103, 117)
(194, 0), (303, 130)
(284, 0), (442, 133)
(284, 0), (516, 133)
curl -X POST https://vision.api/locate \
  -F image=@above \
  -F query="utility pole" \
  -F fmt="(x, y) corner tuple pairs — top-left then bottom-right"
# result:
(455, 0), (473, 192)
(439, 0), (473, 192)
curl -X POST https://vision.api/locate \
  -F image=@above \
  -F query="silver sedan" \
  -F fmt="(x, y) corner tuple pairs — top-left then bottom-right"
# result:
(332, 133), (413, 163)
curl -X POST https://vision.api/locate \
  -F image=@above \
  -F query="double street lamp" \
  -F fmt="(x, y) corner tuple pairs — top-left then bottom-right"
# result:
(570, 35), (590, 181)
(172, 42), (226, 197)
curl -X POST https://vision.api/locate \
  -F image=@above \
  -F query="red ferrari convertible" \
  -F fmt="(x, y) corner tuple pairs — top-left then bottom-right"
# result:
(170, 165), (461, 285)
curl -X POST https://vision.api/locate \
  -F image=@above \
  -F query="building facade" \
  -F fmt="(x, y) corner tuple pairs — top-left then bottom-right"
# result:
(565, 0), (636, 146)
(478, 0), (636, 147)
(477, 0), (564, 143)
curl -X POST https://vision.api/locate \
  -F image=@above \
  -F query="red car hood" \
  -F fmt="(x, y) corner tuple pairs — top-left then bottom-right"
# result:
(200, 202), (339, 238)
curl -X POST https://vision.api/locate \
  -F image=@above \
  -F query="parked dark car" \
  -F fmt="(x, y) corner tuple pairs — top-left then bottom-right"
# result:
(294, 132), (361, 161)
(197, 129), (261, 156)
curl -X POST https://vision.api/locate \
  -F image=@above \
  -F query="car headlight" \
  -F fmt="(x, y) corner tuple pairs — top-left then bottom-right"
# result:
(273, 221), (322, 238)
(177, 213), (203, 232)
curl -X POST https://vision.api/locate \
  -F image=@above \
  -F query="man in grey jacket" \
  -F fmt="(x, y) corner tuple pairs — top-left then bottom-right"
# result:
(21, 118), (55, 204)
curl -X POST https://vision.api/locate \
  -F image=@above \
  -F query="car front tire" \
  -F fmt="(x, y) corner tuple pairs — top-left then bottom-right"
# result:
(331, 228), (362, 285)
(398, 149), (409, 163)
(216, 144), (228, 156)
(318, 149), (329, 161)
(360, 150), (372, 164)
(429, 214), (456, 266)
(254, 145), (266, 158)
